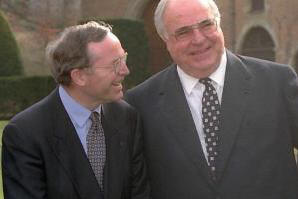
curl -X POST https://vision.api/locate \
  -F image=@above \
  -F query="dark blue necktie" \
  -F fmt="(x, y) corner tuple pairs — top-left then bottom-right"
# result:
(200, 78), (221, 180)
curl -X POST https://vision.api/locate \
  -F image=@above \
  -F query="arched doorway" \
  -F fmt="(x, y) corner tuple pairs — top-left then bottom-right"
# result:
(143, 0), (171, 73)
(241, 27), (275, 61)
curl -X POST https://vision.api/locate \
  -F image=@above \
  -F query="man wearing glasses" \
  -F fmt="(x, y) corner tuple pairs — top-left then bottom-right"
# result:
(125, 0), (298, 198)
(2, 21), (150, 199)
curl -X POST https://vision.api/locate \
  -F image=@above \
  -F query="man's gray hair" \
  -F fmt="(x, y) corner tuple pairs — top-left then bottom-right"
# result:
(154, 0), (221, 40)
(45, 21), (112, 86)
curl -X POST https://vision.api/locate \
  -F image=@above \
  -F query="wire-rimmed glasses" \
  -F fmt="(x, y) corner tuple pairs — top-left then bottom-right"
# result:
(172, 18), (218, 41)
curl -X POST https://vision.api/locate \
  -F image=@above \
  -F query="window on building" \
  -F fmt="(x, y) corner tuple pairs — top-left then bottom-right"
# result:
(251, 0), (265, 12)
(241, 27), (275, 62)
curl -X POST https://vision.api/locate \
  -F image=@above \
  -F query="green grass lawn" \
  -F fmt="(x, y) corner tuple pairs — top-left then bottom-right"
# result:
(0, 121), (7, 134)
(0, 120), (8, 199)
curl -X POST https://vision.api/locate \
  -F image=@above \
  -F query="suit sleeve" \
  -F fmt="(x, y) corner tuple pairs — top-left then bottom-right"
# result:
(284, 66), (298, 149)
(2, 123), (47, 199)
(129, 111), (151, 199)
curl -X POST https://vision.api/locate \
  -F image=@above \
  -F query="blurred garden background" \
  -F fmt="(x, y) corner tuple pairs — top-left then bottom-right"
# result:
(1, 0), (298, 198)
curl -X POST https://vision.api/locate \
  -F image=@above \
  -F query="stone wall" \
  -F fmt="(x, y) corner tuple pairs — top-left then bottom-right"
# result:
(2, 0), (298, 75)
(218, 0), (298, 67)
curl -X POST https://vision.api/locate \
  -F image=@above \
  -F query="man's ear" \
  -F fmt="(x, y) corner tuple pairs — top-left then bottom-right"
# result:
(70, 68), (88, 86)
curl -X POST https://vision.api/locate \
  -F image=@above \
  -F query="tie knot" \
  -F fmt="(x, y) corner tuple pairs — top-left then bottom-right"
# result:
(90, 111), (100, 123)
(199, 77), (212, 85)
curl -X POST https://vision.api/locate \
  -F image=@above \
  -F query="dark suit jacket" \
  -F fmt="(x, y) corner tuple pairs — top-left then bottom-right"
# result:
(2, 88), (150, 199)
(125, 51), (298, 199)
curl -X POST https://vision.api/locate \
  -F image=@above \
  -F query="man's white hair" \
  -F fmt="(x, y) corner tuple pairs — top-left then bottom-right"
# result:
(154, 0), (221, 40)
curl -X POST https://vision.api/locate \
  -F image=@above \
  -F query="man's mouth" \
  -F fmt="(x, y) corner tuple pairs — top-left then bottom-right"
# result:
(112, 81), (123, 87)
(189, 46), (212, 56)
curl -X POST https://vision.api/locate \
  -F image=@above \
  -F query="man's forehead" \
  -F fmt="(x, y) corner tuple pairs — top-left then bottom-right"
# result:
(87, 35), (123, 64)
(166, 0), (209, 9)
(164, 0), (210, 19)
(164, 0), (212, 30)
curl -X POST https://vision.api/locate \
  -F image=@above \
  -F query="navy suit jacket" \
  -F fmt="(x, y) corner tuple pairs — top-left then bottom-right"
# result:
(125, 51), (298, 199)
(2, 88), (150, 199)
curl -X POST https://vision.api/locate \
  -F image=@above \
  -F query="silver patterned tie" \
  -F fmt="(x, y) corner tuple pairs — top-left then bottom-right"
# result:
(87, 111), (106, 191)
(200, 78), (220, 180)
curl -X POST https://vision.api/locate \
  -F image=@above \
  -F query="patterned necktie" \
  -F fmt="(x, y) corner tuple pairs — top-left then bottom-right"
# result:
(87, 111), (106, 191)
(199, 78), (220, 179)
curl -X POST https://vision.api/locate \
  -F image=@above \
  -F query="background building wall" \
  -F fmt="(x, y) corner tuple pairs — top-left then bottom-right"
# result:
(130, 0), (298, 72)
(82, 0), (131, 20)
(218, 0), (298, 68)
(1, 0), (298, 75)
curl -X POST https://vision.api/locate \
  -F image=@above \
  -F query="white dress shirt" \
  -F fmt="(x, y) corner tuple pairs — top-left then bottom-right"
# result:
(177, 50), (227, 162)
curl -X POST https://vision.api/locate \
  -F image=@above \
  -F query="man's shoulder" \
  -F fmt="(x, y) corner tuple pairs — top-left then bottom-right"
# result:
(235, 53), (290, 72)
(3, 89), (58, 141)
(128, 64), (176, 95)
(107, 99), (135, 112)
(230, 53), (296, 86)
(103, 100), (139, 128)
(105, 99), (137, 117)
(10, 89), (58, 125)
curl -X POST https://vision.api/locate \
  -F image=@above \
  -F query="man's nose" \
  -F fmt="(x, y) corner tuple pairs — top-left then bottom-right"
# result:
(118, 62), (130, 76)
(191, 28), (206, 43)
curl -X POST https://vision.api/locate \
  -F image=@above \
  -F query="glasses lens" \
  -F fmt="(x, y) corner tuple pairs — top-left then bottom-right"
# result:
(175, 26), (193, 41)
(114, 53), (128, 74)
(199, 19), (217, 35)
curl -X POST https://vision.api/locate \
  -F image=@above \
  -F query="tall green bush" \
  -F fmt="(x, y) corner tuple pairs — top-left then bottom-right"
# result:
(107, 19), (151, 88)
(0, 11), (23, 76)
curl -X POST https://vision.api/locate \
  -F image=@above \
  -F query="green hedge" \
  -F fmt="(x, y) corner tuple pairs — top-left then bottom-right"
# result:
(0, 11), (23, 76)
(0, 76), (56, 119)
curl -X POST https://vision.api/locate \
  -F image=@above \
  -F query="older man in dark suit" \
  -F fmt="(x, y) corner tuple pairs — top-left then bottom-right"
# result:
(2, 21), (150, 199)
(125, 0), (298, 198)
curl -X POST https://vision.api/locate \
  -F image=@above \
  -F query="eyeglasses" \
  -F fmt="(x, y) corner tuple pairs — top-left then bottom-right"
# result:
(172, 18), (218, 41)
(92, 52), (128, 74)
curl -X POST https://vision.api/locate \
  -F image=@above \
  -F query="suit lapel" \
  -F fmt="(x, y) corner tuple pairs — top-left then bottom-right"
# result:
(159, 66), (215, 187)
(102, 103), (126, 199)
(48, 89), (102, 199)
(216, 51), (252, 182)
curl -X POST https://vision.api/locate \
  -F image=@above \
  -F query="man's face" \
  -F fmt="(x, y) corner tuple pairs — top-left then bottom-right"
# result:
(82, 33), (129, 105)
(163, 0), (225, 78)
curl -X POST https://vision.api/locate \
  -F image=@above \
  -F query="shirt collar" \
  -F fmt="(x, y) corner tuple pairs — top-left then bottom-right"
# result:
(59, 86), (101, 127)
(177, 50), (227, 95)
(209, 50), (226, 88)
